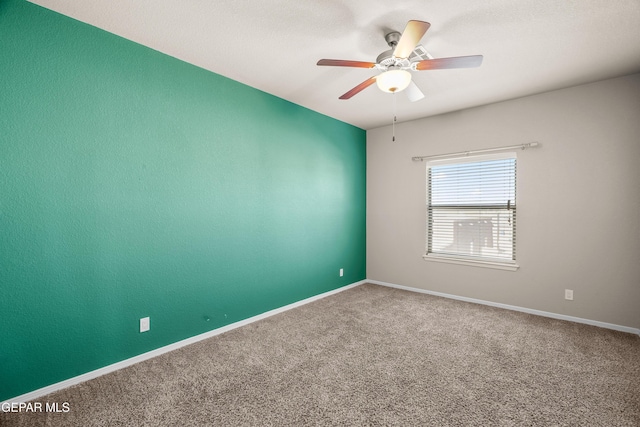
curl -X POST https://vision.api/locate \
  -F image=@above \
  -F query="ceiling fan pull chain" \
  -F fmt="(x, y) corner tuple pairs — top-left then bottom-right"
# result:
(392, 92), (397, 142)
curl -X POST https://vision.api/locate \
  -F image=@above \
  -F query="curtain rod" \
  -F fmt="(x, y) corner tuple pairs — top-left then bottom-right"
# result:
(411, 142), (540, 162)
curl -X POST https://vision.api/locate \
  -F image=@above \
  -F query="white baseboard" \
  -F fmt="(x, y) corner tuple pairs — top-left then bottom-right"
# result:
(3, 280), (367, 404)
(368, 279), (640, 335)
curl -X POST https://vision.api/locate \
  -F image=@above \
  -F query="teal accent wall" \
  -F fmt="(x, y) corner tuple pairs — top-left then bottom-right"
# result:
(0, 0), (366, 401)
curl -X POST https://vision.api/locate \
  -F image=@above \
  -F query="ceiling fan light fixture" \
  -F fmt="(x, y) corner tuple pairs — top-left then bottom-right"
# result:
(376, 69), (412, 93)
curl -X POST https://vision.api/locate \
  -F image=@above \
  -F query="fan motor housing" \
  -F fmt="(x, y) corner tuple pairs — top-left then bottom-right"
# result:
(377, 31), (417, 68)
(376, 49), (411, 69)
(376, 49), (395, 65)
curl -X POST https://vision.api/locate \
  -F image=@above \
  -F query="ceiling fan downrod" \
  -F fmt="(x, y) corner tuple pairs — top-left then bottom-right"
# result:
(385, 31), (401, 48)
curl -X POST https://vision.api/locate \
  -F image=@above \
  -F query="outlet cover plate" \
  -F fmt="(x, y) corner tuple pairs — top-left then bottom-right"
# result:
(140, 317), (150, 333)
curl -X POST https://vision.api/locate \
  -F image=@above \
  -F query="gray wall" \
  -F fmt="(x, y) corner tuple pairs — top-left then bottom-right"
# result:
(367, 73), (640, 329)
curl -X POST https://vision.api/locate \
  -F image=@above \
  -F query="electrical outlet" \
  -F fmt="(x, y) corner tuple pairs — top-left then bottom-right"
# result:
(339, 268), (344, 277)
(140, 317), (150, 333)
(564, 289), (573, 301)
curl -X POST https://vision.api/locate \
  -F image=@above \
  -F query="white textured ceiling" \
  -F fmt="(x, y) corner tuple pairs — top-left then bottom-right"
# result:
(28, 0), (640, 130)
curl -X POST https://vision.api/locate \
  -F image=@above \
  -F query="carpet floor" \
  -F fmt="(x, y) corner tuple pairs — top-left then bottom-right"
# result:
(2, 283), (639, 426)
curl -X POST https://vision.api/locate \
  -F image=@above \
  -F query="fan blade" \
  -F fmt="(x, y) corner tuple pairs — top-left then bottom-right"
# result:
(415, 55), (484, 70)
(393, 20), (430, 59)
(405, 80), (425, 102)
(317, 59), (376, 68)
(339, 76), (377, 100)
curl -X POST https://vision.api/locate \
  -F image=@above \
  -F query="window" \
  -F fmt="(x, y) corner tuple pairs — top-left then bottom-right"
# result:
(425, 152), (518, 270)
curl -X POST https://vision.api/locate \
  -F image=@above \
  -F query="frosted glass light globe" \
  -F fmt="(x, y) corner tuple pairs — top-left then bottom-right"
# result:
(376, 69), (412, 93)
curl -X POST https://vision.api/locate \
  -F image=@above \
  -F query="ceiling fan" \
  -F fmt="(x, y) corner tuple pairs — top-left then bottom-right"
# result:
(317, 20), (483, 101)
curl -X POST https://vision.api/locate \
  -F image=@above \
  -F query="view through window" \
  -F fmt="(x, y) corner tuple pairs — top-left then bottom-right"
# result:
(426, 153), (517, 267)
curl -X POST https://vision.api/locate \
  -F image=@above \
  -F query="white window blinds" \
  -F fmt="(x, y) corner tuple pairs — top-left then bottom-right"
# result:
(426, 153), (517, 265)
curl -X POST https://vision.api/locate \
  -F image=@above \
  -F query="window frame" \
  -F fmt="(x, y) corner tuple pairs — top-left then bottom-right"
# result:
(423, 152), (519, 271)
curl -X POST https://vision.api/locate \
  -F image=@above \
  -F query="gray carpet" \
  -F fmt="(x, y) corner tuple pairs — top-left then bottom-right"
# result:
(2, 283), (639, 426)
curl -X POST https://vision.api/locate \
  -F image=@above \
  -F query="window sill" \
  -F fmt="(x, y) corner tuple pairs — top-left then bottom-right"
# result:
(423, 254), (519, 271)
